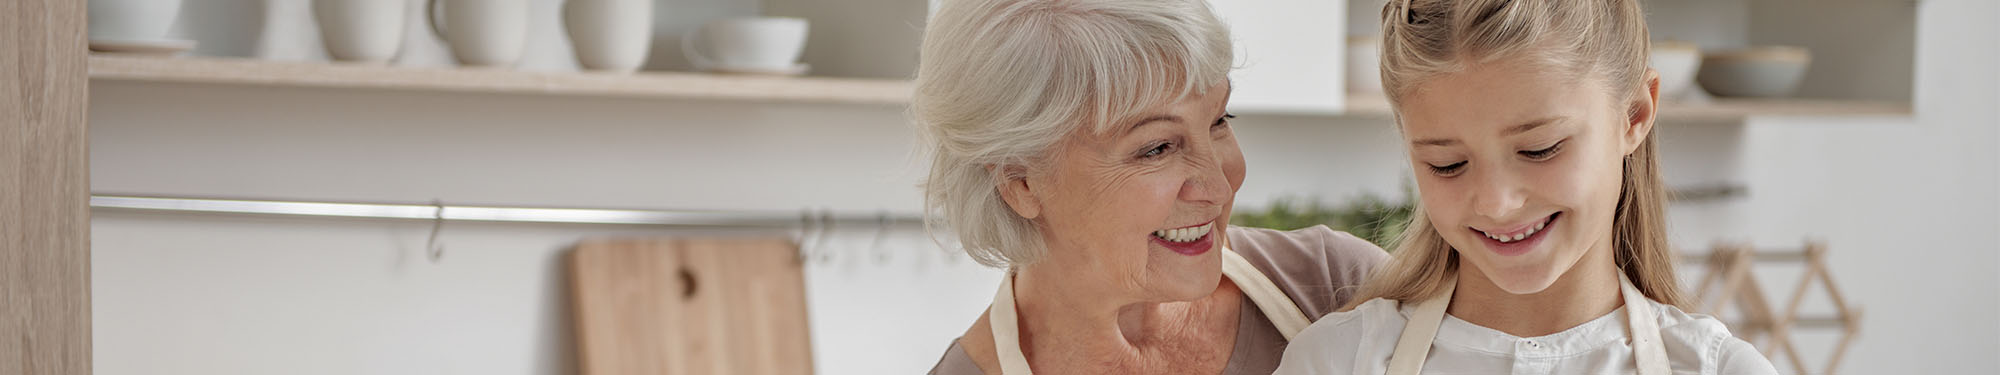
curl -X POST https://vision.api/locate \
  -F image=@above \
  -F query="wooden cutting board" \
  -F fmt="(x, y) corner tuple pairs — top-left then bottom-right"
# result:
(570, 237), (814, 375)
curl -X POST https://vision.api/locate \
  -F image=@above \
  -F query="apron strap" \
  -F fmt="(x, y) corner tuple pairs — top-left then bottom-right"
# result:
(985, 247), (1316, 374)
(1620, 275), (1672, 375)
(989, 272), (1035, 375)
(1383, 273), (1674, 375)
(1222, 247), (1314, 340)
(1384, 274), (1456, 375)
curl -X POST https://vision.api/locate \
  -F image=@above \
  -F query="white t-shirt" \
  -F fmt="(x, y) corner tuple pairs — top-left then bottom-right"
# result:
(1273, 297), (1779, 375)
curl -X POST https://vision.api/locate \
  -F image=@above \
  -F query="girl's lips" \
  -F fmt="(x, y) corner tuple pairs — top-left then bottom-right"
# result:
(1476, 212), (1559, 257)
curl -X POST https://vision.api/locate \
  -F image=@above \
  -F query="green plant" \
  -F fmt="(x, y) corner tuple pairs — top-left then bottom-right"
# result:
(1232, 191), (1414, 251)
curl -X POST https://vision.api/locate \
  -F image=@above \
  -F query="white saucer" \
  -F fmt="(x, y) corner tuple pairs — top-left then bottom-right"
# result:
(90, 39), (197, 56)
(704, 63), (810, 77)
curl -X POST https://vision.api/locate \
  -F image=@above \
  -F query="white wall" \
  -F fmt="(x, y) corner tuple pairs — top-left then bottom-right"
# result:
(1660, 0), (1999, 373)
(87, 82), (1408, 375)
(94, 0), (1996, 374)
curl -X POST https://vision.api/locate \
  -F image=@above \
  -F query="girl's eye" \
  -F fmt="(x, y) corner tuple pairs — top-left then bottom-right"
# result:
(1142, 142), (1175, 158)
(1520, 140), (1565, 161)
(1427, 161), (1466, 176)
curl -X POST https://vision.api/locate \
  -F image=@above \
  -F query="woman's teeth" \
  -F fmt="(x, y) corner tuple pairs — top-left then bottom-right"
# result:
(1153, 223), (1212, 243)
(1483, 220), (1547, 243)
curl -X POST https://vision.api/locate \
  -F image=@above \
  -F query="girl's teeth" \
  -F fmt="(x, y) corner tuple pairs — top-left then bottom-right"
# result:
(1485, 222), (1544, 243)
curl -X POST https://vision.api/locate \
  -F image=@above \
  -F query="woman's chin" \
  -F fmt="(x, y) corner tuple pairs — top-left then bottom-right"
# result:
(1148, 268), (1225, 302)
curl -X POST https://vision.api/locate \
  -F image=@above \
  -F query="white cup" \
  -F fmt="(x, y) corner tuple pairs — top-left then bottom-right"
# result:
(314, 0), (407, 63)
(565, 0), (653, 73)
(427, 0), (529, 67)
(682, 17), (809, 72)
(89, 0), (184, 42)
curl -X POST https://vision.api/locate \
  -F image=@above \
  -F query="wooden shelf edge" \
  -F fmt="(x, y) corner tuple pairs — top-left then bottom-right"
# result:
(89, 55), (913, 106)
(1334, 95), (1911, 123)
(88, 55), (1913, 122)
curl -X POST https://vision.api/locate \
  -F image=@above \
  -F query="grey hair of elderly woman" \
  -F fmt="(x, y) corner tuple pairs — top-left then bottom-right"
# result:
(912, 0), (1235, 268)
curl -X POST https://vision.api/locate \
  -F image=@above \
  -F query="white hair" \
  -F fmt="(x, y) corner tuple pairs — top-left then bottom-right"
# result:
(912, 0), (1234, 268)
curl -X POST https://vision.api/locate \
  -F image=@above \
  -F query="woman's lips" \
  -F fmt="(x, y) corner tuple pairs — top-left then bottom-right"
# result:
(1152, 222), (1216, 256)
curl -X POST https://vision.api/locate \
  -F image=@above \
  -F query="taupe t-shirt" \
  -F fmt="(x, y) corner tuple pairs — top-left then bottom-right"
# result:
(928, 225), (1390, 374)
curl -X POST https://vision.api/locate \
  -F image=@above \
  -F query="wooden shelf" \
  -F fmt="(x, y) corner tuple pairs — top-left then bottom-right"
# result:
(88, 55), (913, 106)
(91, 55), (1911, 122)
(1334, 95), (1911, 123)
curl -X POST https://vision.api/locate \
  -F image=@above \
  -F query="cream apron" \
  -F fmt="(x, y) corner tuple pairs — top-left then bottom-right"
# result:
(986, 248), (1312, 375)
(1383, 274), (1672, 375)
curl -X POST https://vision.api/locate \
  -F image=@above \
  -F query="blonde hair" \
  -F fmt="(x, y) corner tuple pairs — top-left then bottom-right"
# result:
(912, 0), (1233, 267)
(1345, 0), (1688, 309)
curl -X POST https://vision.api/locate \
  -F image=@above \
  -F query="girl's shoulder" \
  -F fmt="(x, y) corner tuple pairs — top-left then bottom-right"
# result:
(1272, 298), (1407, 375)
(1650, 302), (1782, 375)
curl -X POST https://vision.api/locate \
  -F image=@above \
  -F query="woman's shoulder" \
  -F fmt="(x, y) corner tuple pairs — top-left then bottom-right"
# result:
(929, 338), (986, 375)
(1227, 225), (1391, 317)
(928, 311), (1000, 375)
(1651, 302), (1781, 375)
(1228, 225), (1388, 262)
(1273, 297), (1407, 375)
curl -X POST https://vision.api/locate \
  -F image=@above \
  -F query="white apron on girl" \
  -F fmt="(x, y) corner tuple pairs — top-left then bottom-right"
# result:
(1383, 274), (1671, 375)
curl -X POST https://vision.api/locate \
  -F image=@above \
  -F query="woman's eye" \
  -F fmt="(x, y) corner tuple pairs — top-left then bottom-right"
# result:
(1142, 142), (1175, 158)
(1520, 140), (1564, 161)
(1212, 113), (1236, 129)
(1427, 161), (1466, 176)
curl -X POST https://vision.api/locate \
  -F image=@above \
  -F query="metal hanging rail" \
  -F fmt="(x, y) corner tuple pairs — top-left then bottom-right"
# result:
(88, 194), (924, 228)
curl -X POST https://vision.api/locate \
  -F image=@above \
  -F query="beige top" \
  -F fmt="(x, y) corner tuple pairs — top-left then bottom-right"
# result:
(928, 225), (1390, 375)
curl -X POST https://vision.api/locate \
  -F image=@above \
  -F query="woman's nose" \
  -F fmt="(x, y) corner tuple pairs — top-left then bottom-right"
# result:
(1178, 144), (1230, 206)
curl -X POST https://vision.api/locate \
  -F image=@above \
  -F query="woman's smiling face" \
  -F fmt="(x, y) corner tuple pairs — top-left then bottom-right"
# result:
(1397, 57), (1652, 295)
(1002, 81), (1244, 302)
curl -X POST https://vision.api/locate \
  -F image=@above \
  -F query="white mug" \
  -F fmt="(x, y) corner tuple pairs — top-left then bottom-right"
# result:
(565, 0), (653, 73)
(682, 17), (809, 72)
(89, 0), (184, 41)
(427, 0), (529, 67)
(314, 0), (407, 63)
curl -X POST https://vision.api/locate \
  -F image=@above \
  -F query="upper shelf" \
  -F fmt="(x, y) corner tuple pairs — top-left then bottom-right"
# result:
(1338, 95), (1912, 123)
(88, 55), (913, 106)
(91, 55), (1911, 121)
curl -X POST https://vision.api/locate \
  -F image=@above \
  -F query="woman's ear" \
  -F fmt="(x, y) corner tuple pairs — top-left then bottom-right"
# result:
(994, 165), (1043, 220)
(1622, 68), (1662, 155)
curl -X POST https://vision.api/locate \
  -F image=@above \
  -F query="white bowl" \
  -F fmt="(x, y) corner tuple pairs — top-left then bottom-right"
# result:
(1697, 46), (1812, 98)
(1346, 36), (1382, 96)
(89, 0), (184, 42)
(1650, 41), (1702, 101)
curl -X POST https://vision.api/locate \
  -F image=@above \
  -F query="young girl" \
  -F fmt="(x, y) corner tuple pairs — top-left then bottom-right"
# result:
(1275, 0), (1779, 374)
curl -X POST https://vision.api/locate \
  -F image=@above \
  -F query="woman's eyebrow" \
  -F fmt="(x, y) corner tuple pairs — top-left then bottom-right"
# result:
(1125, 115), (1185, 134)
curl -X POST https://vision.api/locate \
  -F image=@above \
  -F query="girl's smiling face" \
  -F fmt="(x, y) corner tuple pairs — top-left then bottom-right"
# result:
(1397, 56), (1655, 295)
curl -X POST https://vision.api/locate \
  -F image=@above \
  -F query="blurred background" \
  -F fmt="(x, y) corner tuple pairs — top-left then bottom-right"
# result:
(72, 0), (1995, 374)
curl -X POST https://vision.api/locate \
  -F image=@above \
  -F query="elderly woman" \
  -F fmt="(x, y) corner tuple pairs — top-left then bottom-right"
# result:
(915, 0), (1389, 374)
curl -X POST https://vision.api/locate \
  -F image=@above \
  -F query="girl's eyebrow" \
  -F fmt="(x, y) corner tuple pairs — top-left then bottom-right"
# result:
(1501, 116), (1566, 136)
(1409, 116), (1567, 147)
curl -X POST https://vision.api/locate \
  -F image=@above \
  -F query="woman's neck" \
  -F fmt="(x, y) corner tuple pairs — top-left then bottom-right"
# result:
(1008, 260), (1236, 370)
(1446, 246), (1625, 338)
